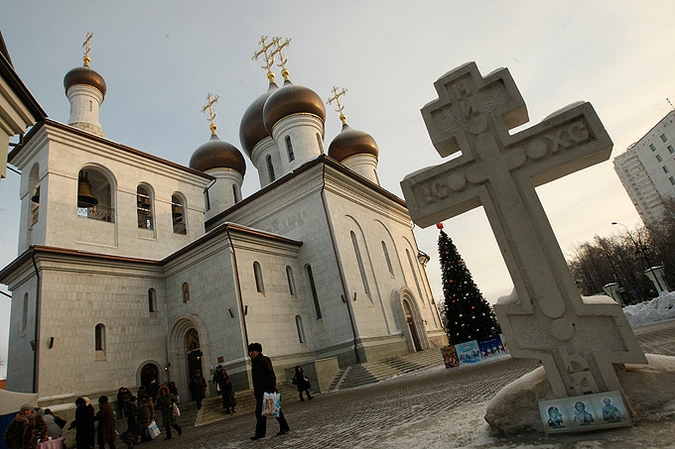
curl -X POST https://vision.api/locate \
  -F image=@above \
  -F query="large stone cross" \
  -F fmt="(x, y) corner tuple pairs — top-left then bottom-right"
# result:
(401, 62), (646, 398)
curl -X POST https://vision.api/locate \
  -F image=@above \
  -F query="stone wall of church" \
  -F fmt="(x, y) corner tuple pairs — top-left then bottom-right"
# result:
(220, 161), (446, 367)
(221, 170), (362, 366)
(5, 253), (169, 400)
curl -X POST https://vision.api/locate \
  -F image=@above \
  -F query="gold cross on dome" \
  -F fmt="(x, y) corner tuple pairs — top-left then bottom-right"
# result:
(252, 36), (278, 82)
(83, 32), (93, 67)
(327, 86), (348, 124)
(201, 93), (219, 134)
(270, 37), (292, 81)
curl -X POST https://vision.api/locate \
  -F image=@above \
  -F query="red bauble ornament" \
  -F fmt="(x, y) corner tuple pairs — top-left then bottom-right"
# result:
(436, 223), (444, 229)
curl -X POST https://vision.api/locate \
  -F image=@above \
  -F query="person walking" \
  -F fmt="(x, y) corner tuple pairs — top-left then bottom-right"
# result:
(157, 385), (182, 440)
(248, 342), (290, 441)
(220, 368), (237, 413)
(68, 397), (95, 449)
(116, 387), (132, 419)
(292, 366), (313, 402)
(95, 396), (116, 449)
(138, 394), (156, 442)
(189, 369), (207, 410)
(125, 396), (142, 443)
(3, 403), (47, 449)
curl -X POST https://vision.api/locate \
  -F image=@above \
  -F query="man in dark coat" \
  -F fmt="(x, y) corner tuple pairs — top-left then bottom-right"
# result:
(248, 342), (290, 440)
(68, 397), (95, 449)
(189, 370), (207, 410)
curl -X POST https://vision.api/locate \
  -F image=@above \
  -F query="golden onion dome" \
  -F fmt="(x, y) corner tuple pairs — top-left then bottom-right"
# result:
(328, 123), (379, 162)
(63, 65), (107, 98)
(189, 133), (246, 176)
(239, 82), (278, 156)
(262, 81), (326, 133)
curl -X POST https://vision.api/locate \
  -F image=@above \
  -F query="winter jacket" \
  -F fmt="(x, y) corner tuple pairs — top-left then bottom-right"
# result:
(95, 402), (116, 447)
(3, 411), (47, 449)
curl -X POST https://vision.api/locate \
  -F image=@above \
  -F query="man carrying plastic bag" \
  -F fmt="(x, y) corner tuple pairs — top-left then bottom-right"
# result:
(248, 342), (290, 440)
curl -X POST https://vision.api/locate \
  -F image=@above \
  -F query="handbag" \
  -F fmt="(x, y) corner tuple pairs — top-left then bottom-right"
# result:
(172, 402), (181, 418)
(148, 420), (161, 439)
(261, 392), (281, 418)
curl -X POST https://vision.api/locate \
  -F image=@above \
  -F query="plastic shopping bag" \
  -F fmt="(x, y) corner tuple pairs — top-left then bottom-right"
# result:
(261, 392), (281, 418)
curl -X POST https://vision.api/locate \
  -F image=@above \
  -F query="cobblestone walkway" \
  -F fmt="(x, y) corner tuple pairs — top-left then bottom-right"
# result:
(132, 319), (675, 449)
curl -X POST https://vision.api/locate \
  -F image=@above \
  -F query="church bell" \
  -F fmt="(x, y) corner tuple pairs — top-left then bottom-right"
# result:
(77, 172), (98, 208)
(171, 203), (183, 222)
(31, 186), (40, 204)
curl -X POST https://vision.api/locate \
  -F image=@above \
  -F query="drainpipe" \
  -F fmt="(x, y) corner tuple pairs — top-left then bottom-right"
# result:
(226, 226), (249, 351)
(30, 248), (42, 394)
(320, 167), (360, 363)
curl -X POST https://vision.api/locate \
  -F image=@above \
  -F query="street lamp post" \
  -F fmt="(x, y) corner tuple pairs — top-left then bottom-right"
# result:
(611, 222), (664, 293)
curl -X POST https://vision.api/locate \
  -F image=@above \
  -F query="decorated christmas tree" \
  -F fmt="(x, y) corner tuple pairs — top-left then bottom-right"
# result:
(437, 222), (501, 344)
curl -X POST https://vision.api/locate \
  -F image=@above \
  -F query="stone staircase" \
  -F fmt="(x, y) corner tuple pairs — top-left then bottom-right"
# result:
(329, 347), (444, 391)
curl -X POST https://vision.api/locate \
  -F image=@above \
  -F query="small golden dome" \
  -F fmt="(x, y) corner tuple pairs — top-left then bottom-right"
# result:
(190, 134), (246, 176)
(63, 65), (107, 98)
(328, 123), (379, 162)
(263, 82), (326, 132)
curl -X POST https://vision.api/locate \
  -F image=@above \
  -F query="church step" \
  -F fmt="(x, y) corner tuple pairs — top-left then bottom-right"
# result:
(328, 348), (444, 391)
(194, 382), (312, 426)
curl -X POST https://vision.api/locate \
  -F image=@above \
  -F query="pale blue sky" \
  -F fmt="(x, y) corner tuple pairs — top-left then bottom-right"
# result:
(2, 1), (673, 378)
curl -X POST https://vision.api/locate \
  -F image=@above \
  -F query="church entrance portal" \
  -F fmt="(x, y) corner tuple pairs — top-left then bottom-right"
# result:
(403, 300), (423, 352)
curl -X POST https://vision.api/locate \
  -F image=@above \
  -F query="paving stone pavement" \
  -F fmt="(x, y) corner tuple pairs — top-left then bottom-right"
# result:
(129, 320), (675, 449)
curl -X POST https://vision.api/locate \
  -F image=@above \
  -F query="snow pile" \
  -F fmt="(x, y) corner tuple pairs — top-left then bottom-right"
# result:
(623, 291), (675, 327)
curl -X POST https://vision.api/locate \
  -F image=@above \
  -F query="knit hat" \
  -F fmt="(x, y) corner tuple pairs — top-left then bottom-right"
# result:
(20, 404), (33, 412)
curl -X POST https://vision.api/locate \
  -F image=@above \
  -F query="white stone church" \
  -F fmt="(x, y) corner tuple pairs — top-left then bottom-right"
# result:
(1, 36), (446, 406)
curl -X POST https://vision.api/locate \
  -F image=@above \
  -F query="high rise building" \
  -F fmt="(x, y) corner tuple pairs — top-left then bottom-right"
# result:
(614, 110), (675, 227)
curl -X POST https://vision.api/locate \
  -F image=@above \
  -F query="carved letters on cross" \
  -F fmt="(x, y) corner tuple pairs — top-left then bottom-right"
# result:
(401, 62), (647, 398)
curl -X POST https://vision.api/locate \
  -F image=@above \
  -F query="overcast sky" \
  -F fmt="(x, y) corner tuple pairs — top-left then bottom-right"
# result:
(2, 1), (673, 378)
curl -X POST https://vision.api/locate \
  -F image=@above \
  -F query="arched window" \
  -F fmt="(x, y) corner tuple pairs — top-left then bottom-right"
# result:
(172, 194), (187, 235)
(22, 293), (29, 332)
(382, 241), (394, 276)
(295, 315), (305, 343)
(286, 135), (295, 162)
(306, 264), (321, 319)
(253, 262), (265, 295)
(266, 155), (276, 182)
(95, 323), (106, 352)
(137, 185), (153, 230)
(286, 266), (296, 296)
(406, 249), (424, 301)
(77, 168), (114, 223)
(148, 288), (157, 312)
(204, 189), (211, 212)
(316, 133), (324, 153)
(351, 231), (371, 299)
(29, 164), (40, 226)
(233, 184), (241, 203)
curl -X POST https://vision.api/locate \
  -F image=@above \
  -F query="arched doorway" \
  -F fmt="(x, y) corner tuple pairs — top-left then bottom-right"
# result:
(393, 286), (430, 353)
(403, 300), (423, 352)
(167, 315), (211, 401)
(140, 363), (159, 387)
